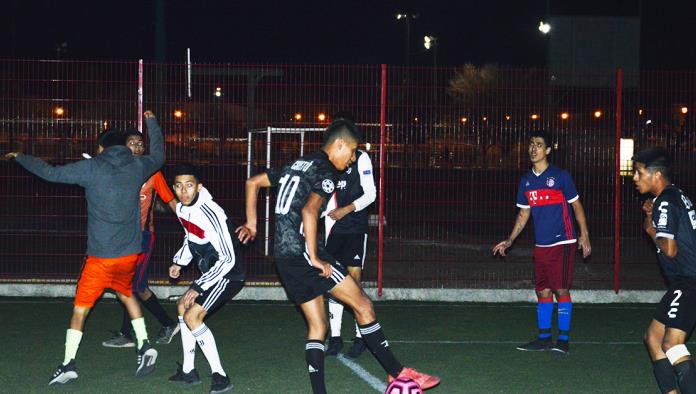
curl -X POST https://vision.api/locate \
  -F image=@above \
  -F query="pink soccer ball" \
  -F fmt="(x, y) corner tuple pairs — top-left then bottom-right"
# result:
(385, 377), (423, 394)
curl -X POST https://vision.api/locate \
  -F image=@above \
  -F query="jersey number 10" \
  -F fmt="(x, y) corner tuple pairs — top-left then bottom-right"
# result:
(276, 174), (300, 215)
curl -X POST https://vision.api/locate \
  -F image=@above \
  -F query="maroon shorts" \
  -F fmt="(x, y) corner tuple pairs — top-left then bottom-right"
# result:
(533, 243), (576, 291)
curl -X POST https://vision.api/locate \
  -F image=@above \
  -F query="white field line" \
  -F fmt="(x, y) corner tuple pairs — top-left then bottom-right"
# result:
(336, 354), (386, 393)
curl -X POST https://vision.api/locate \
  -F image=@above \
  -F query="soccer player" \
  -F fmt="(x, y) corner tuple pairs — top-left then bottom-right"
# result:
(492, 130), (591, 355)
(5, 111), (163, 385)
(236, 119), (439, 393)
(324, 144), (376, 358)
(102, 130), (180, 348)
(633, 147), (696, 394)
(167, 164), (245, 394)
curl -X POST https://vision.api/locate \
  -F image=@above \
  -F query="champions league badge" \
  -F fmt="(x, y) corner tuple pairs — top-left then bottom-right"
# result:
(546, 177), (555, 187)
(322, 179), (335, 193)
(346, 167), (352, 174)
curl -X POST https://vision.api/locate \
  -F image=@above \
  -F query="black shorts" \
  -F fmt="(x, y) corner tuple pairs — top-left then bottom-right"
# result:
(275, 253), (348, 305)
(326, 233), (367, 268)
(195, 279), (244, 312)
(654, 280), (696, 332)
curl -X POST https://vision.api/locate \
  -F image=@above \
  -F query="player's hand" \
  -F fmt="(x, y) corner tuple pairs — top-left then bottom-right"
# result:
(235, 223), (256, 244)
(311, 258), (333, 278)
(492, 239), (512, 256)
(182, 288), (199, 309)
(642, 200), (654, 216)
(143, 110), (155, 119)
(578, 235), (592, 258)
(328, 206), (350, 221)
(169, 264), (181, 279)
(4, 152), (19, 160)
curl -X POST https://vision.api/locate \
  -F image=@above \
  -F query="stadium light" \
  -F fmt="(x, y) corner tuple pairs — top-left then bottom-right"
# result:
(317, 112), (327, 122)
(561, 112), (570, 120)
(214, 86), (223, 98)
(594, 110), (602, 119)
(681, 106), (688, 114)
(293, 112), (302, 121)
(531, 114), (539, 120)
(538, 21), (551, 34)
(174, 110), (184, 119)
(424, 35), (437, 50)
(53, 106), (65, 117)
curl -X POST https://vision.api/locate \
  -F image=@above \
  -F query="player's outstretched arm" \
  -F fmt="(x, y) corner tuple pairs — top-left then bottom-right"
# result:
(9, 151), (92, 186)
(571, 199), (592, 258)
(236, 172), (271, 244)
(140, 110), (165, 177)
(492, 208), (531, 256)
(303, 192), (332, 278)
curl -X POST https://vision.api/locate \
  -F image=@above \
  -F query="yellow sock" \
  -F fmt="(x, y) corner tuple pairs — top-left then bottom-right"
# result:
(131, 317), (148, 349)
(63, 329), (83, 365)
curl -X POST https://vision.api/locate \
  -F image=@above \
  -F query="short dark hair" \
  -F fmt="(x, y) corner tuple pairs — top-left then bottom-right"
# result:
(323, 119), (361, 147)
(123, 129), (143, 140)
(173, 163), (202, 183)
(529, 130), (552, 148)
(97, 129), (126, 148)
(632, 147), (672, 181)
(332, 111), (356, 124)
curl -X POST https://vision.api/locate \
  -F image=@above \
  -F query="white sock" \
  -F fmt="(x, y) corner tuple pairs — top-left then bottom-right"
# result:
(192, 323), (225, 376)
(179, 316), (197, 373)
(131, 317), (148, 349)
(354, 321), (361, 338)
(63, 329), (83, 365)
(328, 298), (344, 337)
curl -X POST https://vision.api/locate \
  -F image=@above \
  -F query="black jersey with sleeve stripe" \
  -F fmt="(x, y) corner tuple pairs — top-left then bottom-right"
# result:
(652, 185), (696, 282)
(266, 150), (338, 259)
(331, 150), (376, 235)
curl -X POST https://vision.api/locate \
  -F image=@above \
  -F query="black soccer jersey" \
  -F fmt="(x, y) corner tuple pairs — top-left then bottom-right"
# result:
(330, 150), (376, 235)
(266, 150), (339, 259)
(652, 185), (696, 283)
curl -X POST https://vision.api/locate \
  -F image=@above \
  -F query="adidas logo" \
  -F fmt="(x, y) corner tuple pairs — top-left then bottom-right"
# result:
(381, 340), (389, 347)
(308, 365), (319, 373)
(353, 255), (361, 260)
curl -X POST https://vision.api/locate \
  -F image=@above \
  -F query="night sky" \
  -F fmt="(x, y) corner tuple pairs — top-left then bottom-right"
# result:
(2, 0), (695, 68)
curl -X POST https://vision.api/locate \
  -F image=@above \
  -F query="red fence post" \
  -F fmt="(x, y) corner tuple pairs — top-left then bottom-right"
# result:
(614, 68), (623, 294)
(378, 64), (387, 297)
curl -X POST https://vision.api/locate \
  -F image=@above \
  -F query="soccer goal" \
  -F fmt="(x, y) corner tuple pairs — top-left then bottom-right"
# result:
(247, 127), (325, 255)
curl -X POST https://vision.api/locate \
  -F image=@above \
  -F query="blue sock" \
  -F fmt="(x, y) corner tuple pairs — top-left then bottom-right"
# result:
(557, 295), (572, 341)
(537, 296), (553, 339)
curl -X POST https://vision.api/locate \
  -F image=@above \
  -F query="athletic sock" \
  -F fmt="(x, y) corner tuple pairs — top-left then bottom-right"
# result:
(674, 359), (696, 394)
(131, 317), (148, 349)
(653, 358), (678, 394)
(359, 321), (403, 377)
(305, 340), (326, 394)
(557, 294), (572, 341)
(537, 296), (553, 340)
(328, 298), (344, 338)
(142, 293), (175, 327)
(191, 323), (225, 376)
(63, 329), (83, 365)
(179, 316), (197, 373)
(120, 309), (132, 338)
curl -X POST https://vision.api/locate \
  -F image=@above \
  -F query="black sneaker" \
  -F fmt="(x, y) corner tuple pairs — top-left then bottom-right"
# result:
(210, 372), (233, 394)
(552, 340), (570, 355)
(325, 336), (343, 356)
(516, 338), (553, 351)
(169, 363), (202, 385)
(102, 331), (135, 348)
(48, 359), (78, 385)
(156, 324), (181, 344)
(345, 337), (367, 358)
(135, 340), (158, 377)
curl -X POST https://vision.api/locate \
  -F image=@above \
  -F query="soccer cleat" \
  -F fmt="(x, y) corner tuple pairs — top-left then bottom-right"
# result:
(156, 323), (181, 344)
(345, 337), (367, 358)
(516, 338), (553, 351)
(552, 340), (570, 355)
(48, 359), (78, 385)
(168, 363), (202, 385)
(135, 340), (158, 377)
(210, 372), (233, 394)
(388, 367), (441, 390)
(102, 331), (135, 348)
(325, 336), (343, 356)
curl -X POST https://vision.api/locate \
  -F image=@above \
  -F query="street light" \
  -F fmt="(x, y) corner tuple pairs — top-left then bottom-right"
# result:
(214, 86), (223, 98)
(538, 21), (551, 34)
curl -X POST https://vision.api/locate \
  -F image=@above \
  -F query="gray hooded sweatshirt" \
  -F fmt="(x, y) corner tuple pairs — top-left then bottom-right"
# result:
(15, 117), (164, 258)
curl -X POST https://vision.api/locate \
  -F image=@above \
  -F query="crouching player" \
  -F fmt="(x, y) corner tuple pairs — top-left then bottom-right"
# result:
(633, 148), (696, 394)
(168, 164), (246, 394)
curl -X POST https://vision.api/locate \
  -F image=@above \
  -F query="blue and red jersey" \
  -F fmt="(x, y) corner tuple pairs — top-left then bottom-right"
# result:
(516, 165), (579, 247)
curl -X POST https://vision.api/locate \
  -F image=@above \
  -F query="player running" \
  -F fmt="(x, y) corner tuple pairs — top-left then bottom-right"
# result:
(236, 119), (439, 393)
